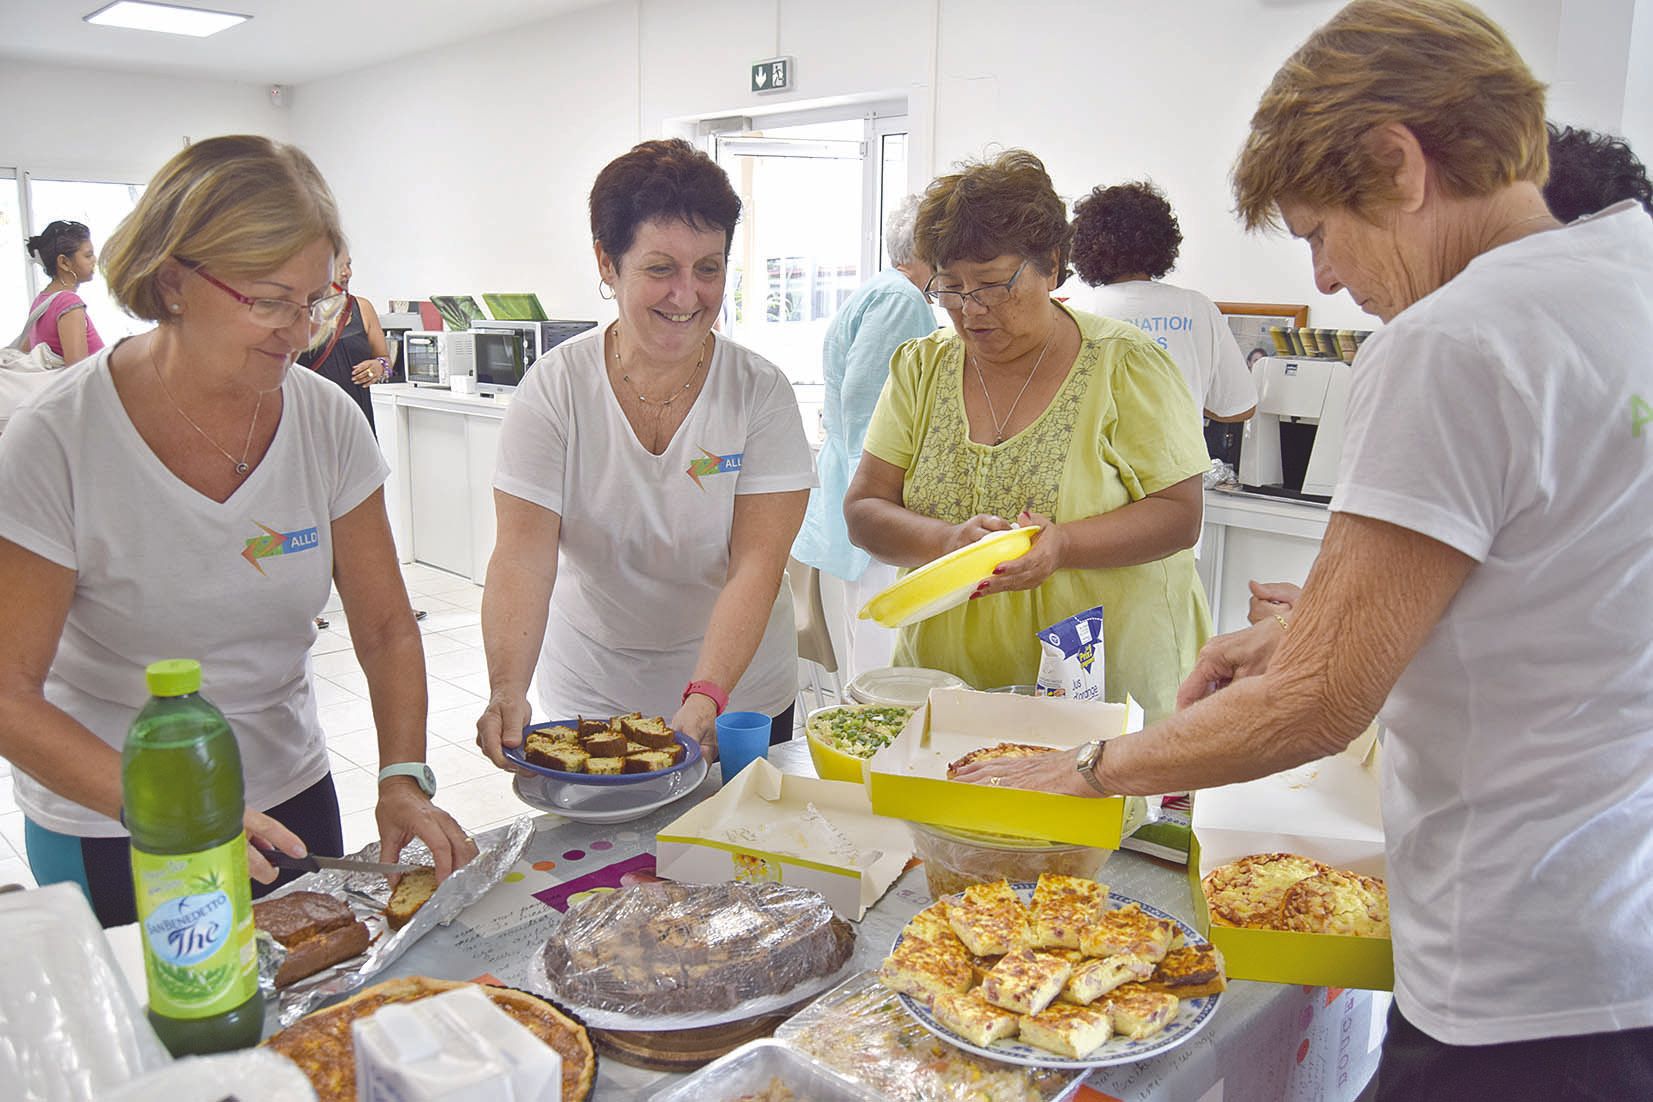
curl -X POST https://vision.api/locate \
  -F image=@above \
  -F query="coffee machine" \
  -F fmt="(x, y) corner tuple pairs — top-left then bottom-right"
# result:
(1238, 356), (1352, 502)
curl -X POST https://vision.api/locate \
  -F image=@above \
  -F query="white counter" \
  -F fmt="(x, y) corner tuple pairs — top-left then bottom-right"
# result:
(371, 384), (512, 583)
(1197, 487), (1329, 634)
(369, 385), (1333, 625)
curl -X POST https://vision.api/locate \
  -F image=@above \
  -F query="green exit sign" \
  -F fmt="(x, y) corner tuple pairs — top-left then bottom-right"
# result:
(751, 56), (794, 94)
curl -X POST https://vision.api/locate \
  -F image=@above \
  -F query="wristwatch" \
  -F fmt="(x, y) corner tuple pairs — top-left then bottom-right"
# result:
(1074, 738), (1112, 796)
(378, 762), (437, 797)
(682, 679), (728, 716)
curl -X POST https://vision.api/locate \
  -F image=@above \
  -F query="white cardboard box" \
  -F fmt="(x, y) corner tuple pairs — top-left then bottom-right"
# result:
(656, 759), (912, 920)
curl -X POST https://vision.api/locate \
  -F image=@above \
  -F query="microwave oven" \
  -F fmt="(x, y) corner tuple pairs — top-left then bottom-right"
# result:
(465, 329), (530, 396)
(403, 330), (452, 387)
(471, 319), (598, 365)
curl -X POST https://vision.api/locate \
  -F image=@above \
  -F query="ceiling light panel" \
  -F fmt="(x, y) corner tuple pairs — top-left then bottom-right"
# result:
(84, 1), (249, 38)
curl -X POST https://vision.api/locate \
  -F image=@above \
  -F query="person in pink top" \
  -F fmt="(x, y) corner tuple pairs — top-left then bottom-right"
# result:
(25, 220), (104, 363)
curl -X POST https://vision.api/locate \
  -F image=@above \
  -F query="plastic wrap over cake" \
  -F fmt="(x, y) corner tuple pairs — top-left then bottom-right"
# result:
(537, 880), (856, 1028)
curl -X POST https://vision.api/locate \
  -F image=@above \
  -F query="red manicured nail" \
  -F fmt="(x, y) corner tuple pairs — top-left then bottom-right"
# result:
(992, 566), (1004, 575)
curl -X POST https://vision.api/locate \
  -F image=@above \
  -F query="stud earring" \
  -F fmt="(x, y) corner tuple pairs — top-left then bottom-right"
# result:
(168, 303), (182, 314)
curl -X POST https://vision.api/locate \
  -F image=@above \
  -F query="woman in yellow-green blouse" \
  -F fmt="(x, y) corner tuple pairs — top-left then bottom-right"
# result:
(844, 150), (1211, 720)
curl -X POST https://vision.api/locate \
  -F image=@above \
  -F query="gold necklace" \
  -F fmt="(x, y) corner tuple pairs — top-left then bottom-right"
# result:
(611, 325), (708, 449)
(973, 314), (1057, 445)
(150, 348), (264, 476)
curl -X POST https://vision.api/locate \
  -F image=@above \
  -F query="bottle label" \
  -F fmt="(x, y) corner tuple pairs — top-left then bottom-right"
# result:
(132, 833), (259, 1019)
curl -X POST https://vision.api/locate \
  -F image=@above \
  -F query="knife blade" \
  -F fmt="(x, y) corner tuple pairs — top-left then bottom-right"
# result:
(257, 846), (418, 877)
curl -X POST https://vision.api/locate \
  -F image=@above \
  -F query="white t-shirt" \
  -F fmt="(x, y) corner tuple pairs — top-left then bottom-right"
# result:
(494, 329), (814, 721)
(1063, 281), (1256, 419)
(1331, 201), (1653, 1045)
(0, 349), (389, 837)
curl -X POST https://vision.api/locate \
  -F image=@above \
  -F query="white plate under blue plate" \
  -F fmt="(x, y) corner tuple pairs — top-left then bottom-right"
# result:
(511, 754), (709, 824)
(503, 719), (703, 786)
(893, 881), (1222, 1069)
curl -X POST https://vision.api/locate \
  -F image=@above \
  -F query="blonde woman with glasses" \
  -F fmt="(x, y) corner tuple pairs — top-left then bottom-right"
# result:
(0, 135), (475, 927)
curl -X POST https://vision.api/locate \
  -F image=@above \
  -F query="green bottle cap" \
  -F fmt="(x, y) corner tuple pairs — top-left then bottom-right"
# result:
(145, 658), (202, 697)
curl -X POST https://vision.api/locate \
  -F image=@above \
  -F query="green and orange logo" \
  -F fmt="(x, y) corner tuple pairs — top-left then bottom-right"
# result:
(242, 522), (320, 575)
(686, 448), (743, 490)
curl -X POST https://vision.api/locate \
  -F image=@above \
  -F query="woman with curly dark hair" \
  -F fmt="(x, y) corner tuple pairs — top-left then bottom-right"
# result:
(1066, 181), (1254, 425)
(845, 151), (1211, 720)
(476, 139), (812, 763)
(1544, 123), (1652, 222)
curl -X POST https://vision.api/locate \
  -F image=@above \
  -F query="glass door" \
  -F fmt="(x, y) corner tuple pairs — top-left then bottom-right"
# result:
(710, 109), (910, 438)
(0, 170), (30, 340)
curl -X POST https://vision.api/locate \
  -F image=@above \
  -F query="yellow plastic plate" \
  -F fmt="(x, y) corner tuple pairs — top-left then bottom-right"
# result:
(858, 527), (1037, 627)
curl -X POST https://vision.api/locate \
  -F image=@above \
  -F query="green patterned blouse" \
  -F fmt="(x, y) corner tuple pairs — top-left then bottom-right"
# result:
(862, 303), (1212, 721)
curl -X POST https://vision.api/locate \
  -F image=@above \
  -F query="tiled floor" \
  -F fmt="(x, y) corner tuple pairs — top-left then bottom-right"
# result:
(0, 561), (523, 890)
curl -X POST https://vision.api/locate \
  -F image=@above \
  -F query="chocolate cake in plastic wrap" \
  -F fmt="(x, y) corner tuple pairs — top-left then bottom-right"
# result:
(540, 881), (855, 1021)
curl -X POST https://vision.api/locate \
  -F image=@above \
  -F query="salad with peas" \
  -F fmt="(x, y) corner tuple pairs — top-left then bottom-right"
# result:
(807, 704), (915, 758)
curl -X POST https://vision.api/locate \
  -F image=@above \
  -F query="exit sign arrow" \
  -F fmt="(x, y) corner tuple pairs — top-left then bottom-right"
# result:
(751, 56), (794, 94)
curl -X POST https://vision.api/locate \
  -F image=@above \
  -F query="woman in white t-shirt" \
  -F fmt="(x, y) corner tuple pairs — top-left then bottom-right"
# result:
(1062, 181), (1255, 428)
(956, 3), (1653, 1096)
(476, 139), (812, 765)
(0, 136), (475, 927)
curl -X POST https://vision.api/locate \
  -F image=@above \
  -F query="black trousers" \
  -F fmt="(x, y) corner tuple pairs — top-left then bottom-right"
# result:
(1378, 1001), (1653, 1101)
(71, 773), (344, 928)
(768, 704), (796, 746)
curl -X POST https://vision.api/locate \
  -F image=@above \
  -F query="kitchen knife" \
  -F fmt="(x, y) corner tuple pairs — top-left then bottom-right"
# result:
(256, 846), (417, 877)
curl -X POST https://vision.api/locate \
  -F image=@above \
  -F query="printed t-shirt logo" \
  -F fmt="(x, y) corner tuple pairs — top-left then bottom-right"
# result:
(686, 447), (743, 490)
(242, 521), (320, 575)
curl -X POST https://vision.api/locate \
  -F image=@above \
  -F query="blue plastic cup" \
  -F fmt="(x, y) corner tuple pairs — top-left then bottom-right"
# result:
(716, 711), (771, 785)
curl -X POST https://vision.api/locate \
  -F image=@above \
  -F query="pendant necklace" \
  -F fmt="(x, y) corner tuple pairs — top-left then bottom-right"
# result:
(612, 325), (708, 450)
(150, 349), (264, 476)
(974, 316), (1057, 445)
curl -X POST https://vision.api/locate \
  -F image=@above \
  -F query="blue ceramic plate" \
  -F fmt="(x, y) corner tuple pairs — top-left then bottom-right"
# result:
(893, 882), (1222, 1068)
(503, 719), (704, 786)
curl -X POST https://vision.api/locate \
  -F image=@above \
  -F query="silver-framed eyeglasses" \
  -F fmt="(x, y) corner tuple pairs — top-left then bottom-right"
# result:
(923, 260), (1030, 310)
(179, 259), (348, 330)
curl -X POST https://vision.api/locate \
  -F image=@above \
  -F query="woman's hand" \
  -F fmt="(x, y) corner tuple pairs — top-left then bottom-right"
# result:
(950, 746), (1096, 797)
(1175, 617), (1286, 709)
(672, 693), (720, 760)
(376, 779), (479, 883)
(243, 807), (307, 884)
(351, 358), (386, 387)
(944, 513), (1014, 555)
(475, 689), (533, 772)
(1246, 580), (1302, 625)
(974, 511), (1064, 597)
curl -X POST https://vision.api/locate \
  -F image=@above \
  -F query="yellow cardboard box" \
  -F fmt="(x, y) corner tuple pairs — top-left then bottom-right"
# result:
(866, 687), (1146, 849)
(655, 758), (912, 920)
(1189, 734), (1393, 990)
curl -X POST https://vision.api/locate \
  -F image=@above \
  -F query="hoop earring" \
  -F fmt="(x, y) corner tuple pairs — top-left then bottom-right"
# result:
(598, 280), (615, 301)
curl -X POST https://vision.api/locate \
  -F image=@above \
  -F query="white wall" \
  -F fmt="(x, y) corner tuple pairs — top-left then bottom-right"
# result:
(286, 0), (1637, 334)
(0, 59), (289, 184)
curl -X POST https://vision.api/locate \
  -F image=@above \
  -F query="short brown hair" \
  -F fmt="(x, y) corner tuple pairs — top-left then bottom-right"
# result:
(102, 135), (344, 322)
(1232, 0), (1547, 230)
(915, 149), (1072, 279)
(589, 138), (741, 263)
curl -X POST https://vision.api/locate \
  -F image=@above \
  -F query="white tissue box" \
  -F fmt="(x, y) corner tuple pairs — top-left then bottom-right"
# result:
(353, 984), (562, 1101)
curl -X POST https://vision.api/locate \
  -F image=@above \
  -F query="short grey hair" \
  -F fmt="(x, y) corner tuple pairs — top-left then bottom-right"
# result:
(884, 194), (922, 266)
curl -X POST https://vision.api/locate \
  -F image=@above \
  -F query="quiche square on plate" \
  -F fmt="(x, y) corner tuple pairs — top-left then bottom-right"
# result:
(979, 948), (1073, 1015)
(1099, 983), (1181, 1040)
(1079, 902), (1180, 962)
(1018, 1000), (1115, 1058)
(931, 989), (1020, 1047)
(947, 879), (1030, 956)
(1061, 954), (1156, 1005)
(878, 933), (973, 1004)
(1029, 872), (1109, 949)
